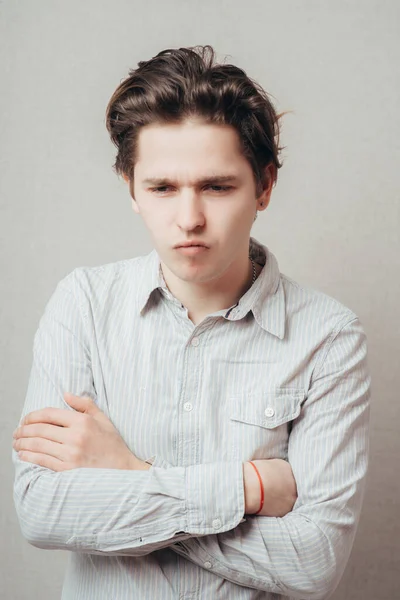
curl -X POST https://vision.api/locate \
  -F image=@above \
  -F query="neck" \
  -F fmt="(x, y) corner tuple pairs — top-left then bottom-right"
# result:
(161, 253), (259, 325)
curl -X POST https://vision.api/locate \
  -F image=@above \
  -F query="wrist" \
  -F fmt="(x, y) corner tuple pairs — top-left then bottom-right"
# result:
(127, 454), (151, 471)
(243, 461), (261, 514)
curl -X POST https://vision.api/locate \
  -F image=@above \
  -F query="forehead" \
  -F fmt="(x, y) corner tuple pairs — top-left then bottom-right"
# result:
(134, 119), (249, 179)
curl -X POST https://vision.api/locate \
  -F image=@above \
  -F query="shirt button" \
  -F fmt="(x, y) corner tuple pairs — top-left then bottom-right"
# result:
(183, 402), (193, 412)
(191, 337), (200, 347)
(204, 561), (212, 569)
(212, 518), (222, 530)
(264, 407), (275, 418)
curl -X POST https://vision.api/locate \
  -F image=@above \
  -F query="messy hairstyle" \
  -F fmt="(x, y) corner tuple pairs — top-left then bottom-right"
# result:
(105, 45), (283, 196)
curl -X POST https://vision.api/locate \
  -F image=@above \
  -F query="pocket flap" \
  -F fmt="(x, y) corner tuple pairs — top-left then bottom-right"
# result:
(230, 389), (304, 429)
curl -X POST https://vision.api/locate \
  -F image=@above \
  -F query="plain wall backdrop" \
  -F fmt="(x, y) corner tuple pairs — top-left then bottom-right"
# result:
(1, 0), (399, 598)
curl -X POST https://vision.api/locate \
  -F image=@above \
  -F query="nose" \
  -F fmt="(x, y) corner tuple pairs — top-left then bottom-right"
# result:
(176, 190), (205, 232)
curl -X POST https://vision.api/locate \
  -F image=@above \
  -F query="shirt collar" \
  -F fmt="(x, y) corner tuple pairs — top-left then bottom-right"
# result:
(136, 237), (285, 339)
(135, 249), (167, 314)
(224, 237), (285, 339)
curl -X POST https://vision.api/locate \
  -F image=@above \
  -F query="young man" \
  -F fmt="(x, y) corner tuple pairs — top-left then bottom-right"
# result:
(13, 46), (370, 599)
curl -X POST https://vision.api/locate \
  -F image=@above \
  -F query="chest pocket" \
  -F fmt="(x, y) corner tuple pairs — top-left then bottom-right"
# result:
(229, 389), (304, 460)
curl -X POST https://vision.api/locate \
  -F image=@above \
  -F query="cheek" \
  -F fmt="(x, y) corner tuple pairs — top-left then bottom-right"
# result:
(211, 202), (254, 232)
(140, 206), (174, 238)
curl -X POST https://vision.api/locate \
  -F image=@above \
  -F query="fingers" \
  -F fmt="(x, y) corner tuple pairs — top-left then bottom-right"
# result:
(14, 423), (68, 444)
(64, 393), (100, 415)
(16, 450), (69, 472)
(13, 436), (65, 461)
(21, 407), (79, 428)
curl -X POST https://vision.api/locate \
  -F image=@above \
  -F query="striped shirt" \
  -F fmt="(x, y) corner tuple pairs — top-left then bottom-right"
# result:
(13, 237), (371, 599)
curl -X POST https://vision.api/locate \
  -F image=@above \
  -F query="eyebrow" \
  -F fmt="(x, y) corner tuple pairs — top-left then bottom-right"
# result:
(142, 174), (240, 186)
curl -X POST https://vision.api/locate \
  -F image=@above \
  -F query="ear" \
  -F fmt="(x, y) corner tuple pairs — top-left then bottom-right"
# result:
(257, 163), (276, 212)
(123, 173), (140, 214)
(131, 198), (140, 214)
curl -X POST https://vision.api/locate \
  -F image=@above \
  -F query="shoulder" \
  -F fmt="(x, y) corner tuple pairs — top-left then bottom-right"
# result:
(280, 272), (360, 335)
(277, 274), (368, 381)
(50, 255), (149, 314)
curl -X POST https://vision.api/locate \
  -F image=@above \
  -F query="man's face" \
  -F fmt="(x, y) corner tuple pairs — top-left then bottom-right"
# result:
(131, 118), (271, 285)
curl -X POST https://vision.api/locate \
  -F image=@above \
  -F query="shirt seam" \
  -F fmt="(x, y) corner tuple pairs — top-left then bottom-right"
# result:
(67, 512), (187, 545)
(197, 548), (283, 593)
(58, 270), (92, 328)
(311, 315), (359, 382)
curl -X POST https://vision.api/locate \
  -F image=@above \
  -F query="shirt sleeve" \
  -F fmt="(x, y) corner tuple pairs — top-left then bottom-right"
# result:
(170, 316), (371, 600)
(13, 272), (245, 556)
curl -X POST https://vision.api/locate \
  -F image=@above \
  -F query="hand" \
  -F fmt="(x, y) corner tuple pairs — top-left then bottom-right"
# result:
(243, 459), (297, 517)
(13, 393), (150, 472)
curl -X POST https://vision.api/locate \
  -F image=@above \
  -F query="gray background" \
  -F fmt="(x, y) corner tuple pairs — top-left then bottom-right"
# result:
(1, 0), (399, 598)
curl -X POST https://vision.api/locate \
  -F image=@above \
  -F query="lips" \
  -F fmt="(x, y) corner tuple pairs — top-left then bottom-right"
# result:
(174, 243), (209, 256)
(175, 242), (208, 248)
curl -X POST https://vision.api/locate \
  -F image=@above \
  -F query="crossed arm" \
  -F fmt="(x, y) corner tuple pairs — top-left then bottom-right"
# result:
(12, 277), (370, 599)
(13, 391), (296, 517)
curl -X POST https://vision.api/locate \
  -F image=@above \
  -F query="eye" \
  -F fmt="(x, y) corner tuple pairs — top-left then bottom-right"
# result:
(150, 186), (173, 194)
(149, 185), (233, 194)
(207, 185), (233, 193)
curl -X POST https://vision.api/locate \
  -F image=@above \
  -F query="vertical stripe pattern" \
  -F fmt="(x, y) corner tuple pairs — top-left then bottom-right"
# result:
(13, 237), (371, 599)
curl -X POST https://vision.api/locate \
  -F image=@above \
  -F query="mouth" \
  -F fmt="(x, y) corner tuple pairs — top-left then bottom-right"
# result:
(174, 242), (209, 249)
(174, 242), (209, 255)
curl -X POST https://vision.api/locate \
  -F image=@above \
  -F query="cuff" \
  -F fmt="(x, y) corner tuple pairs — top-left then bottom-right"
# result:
(185, 461), (244, 535)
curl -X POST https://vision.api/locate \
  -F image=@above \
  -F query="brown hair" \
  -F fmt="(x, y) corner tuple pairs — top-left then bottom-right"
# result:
(105, 45), (283, 196)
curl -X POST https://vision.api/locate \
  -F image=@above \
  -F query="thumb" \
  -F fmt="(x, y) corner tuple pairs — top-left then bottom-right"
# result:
(64, 392), (101, 416)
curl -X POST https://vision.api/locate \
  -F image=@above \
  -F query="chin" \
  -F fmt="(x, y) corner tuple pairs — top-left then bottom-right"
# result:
(185, 265), (225, 284)
(170, 262), (209, 283)
(177, 269), (207, 284)
(162, 249), (220, 284)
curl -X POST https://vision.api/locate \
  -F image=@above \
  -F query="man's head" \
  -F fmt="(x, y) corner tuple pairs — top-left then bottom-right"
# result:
(105, 45), (283, 286)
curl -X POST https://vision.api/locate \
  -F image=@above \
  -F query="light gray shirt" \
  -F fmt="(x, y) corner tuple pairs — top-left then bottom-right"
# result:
(13, 237), (371, 599)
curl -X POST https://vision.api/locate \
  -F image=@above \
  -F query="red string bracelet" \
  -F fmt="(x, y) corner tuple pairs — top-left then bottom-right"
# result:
(249, 461), (264, 515)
